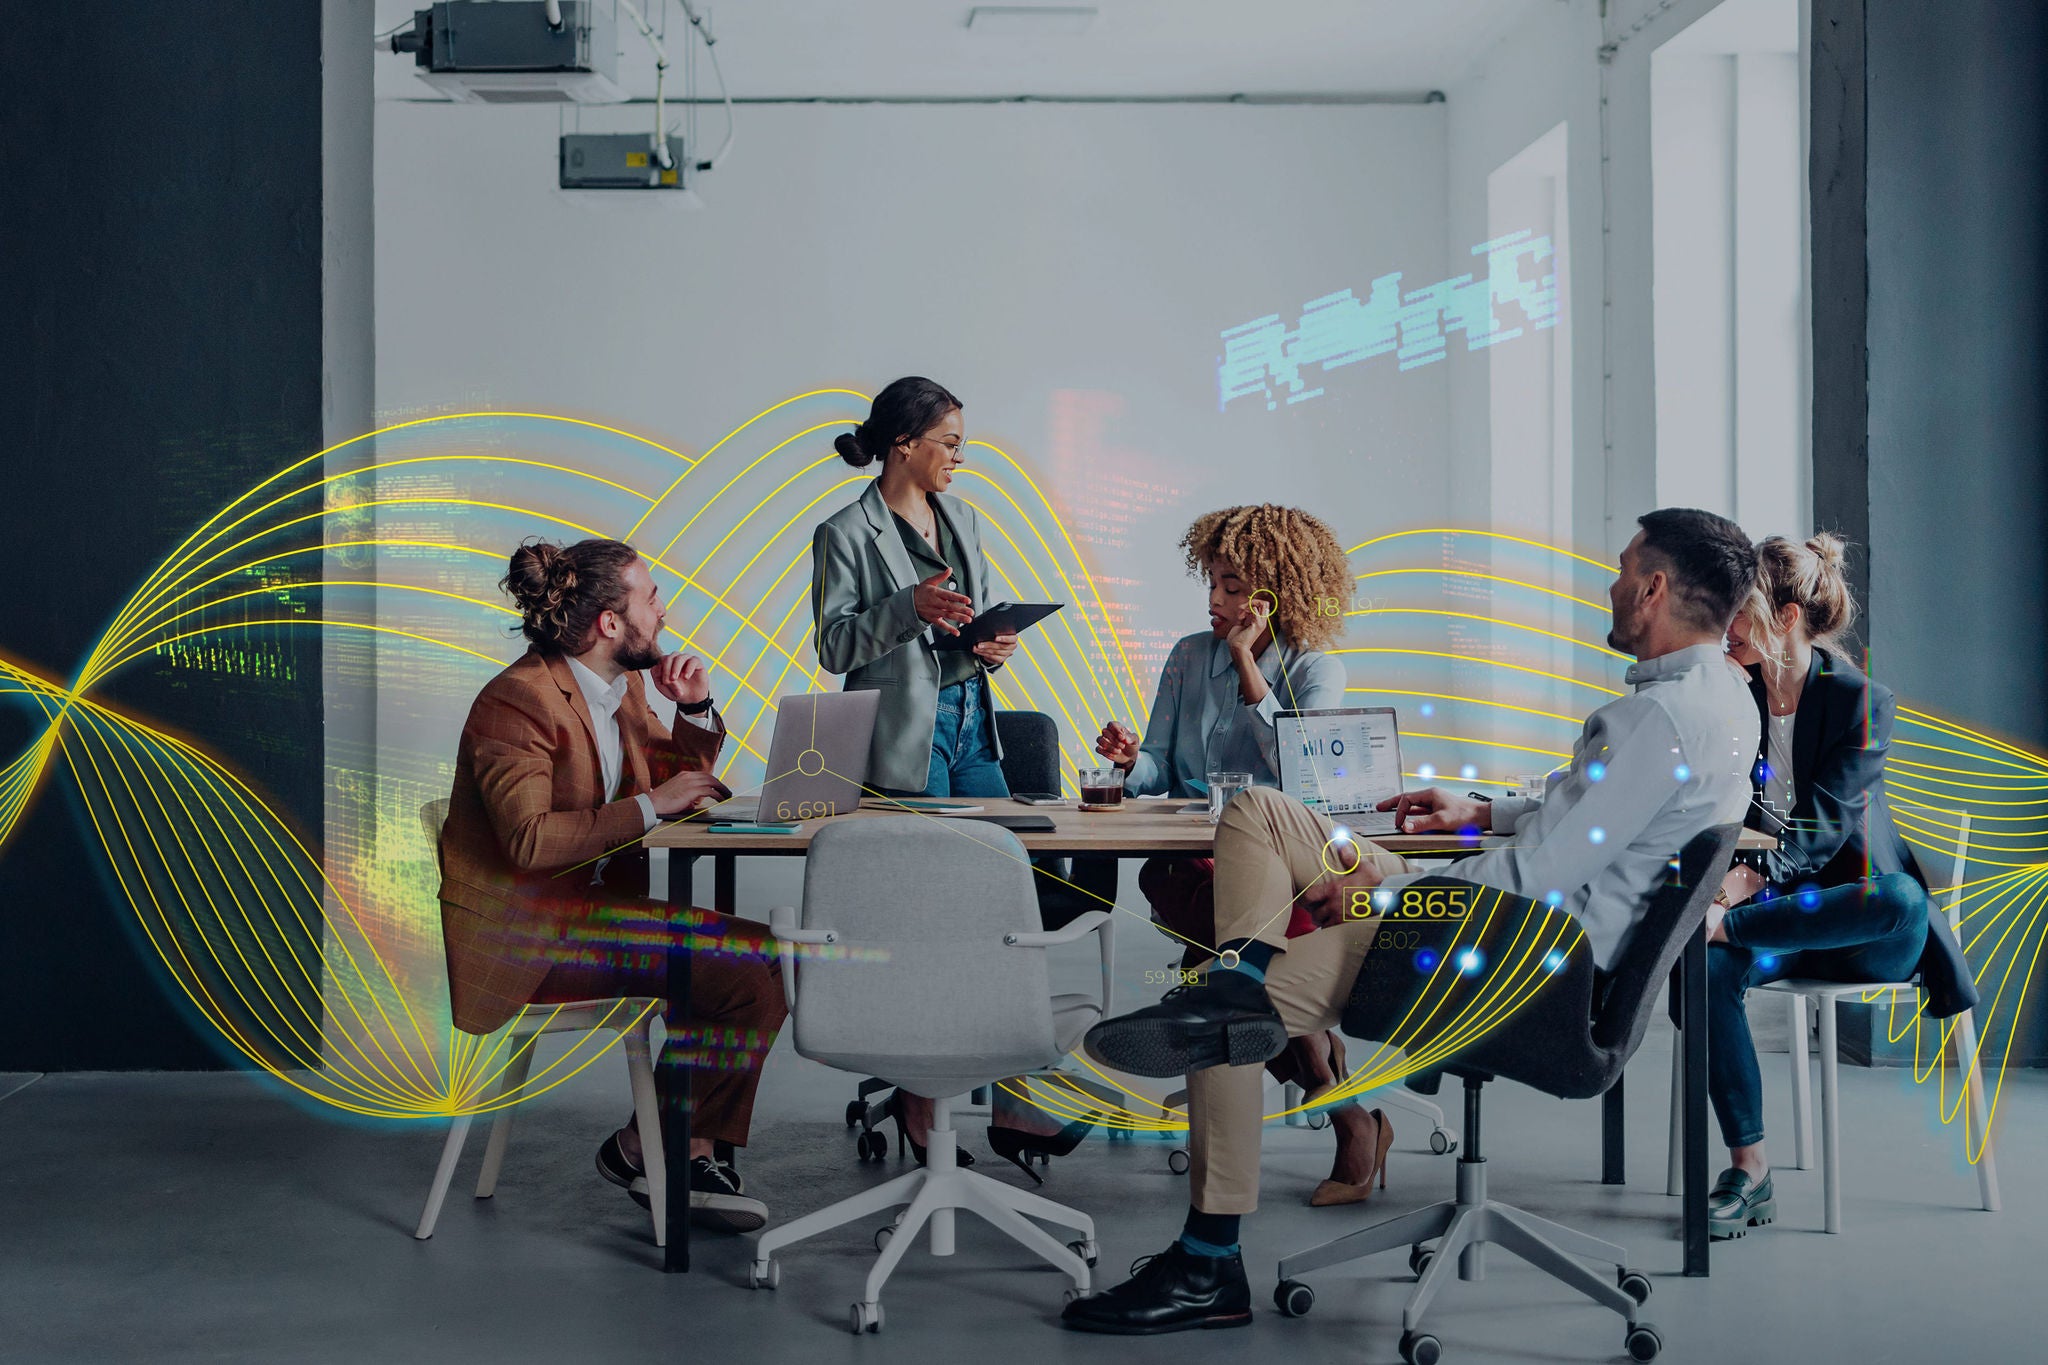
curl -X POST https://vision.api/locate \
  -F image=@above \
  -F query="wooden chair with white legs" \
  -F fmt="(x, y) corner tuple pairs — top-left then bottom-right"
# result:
(1665, 809), (2000, 1231)
(411, 799), (670, 1245)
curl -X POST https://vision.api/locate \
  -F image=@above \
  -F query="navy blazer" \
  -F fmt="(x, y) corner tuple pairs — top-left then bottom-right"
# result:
(1745, 645), (1921, 890)
(1745, 646), (1977, 1017)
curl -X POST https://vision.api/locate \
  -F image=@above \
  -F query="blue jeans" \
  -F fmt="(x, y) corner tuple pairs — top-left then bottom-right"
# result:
(884, 680), (1009, 799)
(1706, 871), (1929, 1148)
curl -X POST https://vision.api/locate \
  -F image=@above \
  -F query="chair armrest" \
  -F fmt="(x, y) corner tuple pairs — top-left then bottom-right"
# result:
(1002, 910), (1111, 948)
(768, 904), (837, 1014)
(1005, 910), (1117, 1016)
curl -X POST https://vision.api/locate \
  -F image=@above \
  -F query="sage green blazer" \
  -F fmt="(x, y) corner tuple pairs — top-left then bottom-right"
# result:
(810, 478), (1004, 792)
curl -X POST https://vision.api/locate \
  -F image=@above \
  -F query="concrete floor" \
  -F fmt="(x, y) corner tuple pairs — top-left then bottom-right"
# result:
(1, 1016), (2035, 1365)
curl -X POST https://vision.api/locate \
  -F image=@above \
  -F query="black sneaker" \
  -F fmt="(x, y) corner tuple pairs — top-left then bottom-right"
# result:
(1083, 971), (1287, 1078)
(1061, 1243), (1254, 1335)
(1707, 1167), (1775, 1240)
(683, 1155), (769, 1233)
(595, 1131), (643, 1199)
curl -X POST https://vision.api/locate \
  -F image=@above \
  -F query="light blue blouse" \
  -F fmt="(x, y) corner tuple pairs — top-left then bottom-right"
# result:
(1124, 631), (1349, 799)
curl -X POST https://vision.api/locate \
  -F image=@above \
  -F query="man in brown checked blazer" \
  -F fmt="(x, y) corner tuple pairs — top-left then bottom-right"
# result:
(439, 536), (786, 1232)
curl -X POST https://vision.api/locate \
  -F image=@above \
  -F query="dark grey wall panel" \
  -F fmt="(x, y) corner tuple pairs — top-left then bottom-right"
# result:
(1864, 0), (2048, 749)
(0, 3), (330, 1068)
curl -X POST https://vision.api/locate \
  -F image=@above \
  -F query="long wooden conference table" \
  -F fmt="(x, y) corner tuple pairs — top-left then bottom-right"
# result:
(643, 797), (1774, 1276)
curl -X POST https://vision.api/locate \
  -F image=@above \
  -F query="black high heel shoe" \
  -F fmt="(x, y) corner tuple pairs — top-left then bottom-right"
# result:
(870, 1089), (974, 1168)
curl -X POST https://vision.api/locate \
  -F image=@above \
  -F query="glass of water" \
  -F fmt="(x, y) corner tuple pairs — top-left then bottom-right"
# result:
(1206, 771), (1254, 822)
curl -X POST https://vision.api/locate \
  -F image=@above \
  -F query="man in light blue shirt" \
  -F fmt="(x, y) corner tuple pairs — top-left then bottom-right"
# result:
(1068, 509), (1761, 1336)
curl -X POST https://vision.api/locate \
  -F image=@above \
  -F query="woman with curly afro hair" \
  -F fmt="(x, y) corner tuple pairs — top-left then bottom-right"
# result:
(1091, 505), (1387, 1204)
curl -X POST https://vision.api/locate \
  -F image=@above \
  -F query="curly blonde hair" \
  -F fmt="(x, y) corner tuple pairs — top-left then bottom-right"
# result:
(1178, 505), (1352, 652)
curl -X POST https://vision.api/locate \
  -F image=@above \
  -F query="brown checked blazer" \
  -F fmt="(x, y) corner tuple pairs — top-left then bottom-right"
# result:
(438, 648), (723, 1035)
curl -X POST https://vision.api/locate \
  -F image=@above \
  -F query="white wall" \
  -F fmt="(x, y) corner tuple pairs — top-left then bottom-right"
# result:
(369, 99), (1451, 888)
(1652, 1), (1806, 539)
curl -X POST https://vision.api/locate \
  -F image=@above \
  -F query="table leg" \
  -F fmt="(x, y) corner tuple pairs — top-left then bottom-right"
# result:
(661, 854), (696, 1273)
(1681, 927), (1709, 1277)
(715, 853), (736, 915)
(1601, 1075), (1626, 1185)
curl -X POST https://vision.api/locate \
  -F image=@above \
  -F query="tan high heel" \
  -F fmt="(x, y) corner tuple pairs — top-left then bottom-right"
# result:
(1309, 1107), (1394, 1207)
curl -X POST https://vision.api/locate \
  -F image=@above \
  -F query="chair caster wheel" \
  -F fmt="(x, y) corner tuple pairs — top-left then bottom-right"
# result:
(1430, 1128), (1455, 1155)
(1618, 1269), (1652, 1305)
(1305, 1110), (1330, 1131)
(1067, 1239), (1099, 1267)
(1626, 1322), (1663, 1361)
(1399, 1329), (1443, 1365)
(1166, 1148), (1190, 1175)
(1063, 1287), (1086, 1306)
(1408, 1243), (1434, 1277)
(850, 1301), (884, 1334)
(747, 1258), (780, 1290)
(857, 1130), (887, 1162)
(845, 1099), (866, 1128)
(1274, 1279), (1314, 1317)
(875, 1224), (893, 1251)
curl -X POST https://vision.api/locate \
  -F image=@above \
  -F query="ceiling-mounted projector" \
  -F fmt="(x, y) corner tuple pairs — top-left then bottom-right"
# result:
(560, 133), (689, 190)
(387, 1), (625, 104)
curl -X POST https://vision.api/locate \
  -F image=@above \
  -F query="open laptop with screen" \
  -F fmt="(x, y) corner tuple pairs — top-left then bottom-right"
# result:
(707, 690), (880, 823)
(1275, 706), (1405, 835)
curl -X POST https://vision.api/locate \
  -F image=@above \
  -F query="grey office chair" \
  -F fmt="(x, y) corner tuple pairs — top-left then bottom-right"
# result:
(755, 816), (1114, 1332)
(1273, 825), (1742, 1365)
(841, 711), (1112, 1148)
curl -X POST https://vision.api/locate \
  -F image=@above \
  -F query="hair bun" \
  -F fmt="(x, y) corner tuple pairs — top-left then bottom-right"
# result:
(1806, 531), (1848, 569)
(834, 429), (875, 469)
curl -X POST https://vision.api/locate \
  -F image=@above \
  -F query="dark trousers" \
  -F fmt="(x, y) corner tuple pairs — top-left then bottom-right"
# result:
(531, 897), (787, 1147)
(1706, 871), (1929, 1148)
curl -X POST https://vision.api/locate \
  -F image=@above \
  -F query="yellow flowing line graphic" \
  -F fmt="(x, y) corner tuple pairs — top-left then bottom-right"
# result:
(5, 408), (2043, 1160)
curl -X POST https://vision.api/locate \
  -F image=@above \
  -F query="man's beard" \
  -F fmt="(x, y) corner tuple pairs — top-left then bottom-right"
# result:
(1605, 606), (1636, 654)
(615, 621), (664, 672)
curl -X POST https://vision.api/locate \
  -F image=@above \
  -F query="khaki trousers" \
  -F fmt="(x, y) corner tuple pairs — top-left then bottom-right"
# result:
(1187, 786), (1413, 1214)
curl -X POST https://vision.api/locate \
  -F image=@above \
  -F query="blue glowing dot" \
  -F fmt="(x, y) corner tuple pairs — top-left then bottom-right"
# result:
(1371, 888), (1396, 911)
(1674, 764), (1691, 781)
(1799, 887), (1822, 910)
(1419, 703), (1435, 717)
(1460, 764), (1478, 780)
(1331, 827), (1352, 844)
(1757, 954), (1779, 972)
(1417, 764), (1436, 781)
(1588, 827), (1606, 845)
(1457, 948), (1485, 975)
(1544, 950), (1567, 973)
(1543, 890), (1565, 907)
(1587, 761), (1607, 783)
(1758, 763), (1772, 781)
(1415, 948), (1440, 973)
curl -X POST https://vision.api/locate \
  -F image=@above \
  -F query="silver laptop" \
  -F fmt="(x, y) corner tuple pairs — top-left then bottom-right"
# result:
(709, 690), (881, 823)
(1276, 706), (1406, 835)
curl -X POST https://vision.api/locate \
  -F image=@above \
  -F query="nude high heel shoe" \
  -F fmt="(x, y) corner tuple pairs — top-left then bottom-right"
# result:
(1309, 1107), (1394, 1207)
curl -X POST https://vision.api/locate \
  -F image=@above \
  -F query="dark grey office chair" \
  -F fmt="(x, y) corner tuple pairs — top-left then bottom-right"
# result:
(1272, 825), (1742, 1365)
(996, 709), (1117, 931)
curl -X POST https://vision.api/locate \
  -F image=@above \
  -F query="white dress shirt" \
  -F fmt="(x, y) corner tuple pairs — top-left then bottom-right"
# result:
(1378, 641), (1759, 968)
(564, 655), (719, 837)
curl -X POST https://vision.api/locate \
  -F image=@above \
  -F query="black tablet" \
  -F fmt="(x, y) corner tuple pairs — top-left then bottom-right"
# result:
(933, 601), (1064, 651)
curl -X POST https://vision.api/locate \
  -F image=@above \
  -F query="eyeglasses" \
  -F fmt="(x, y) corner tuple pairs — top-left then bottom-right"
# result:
(910, 435), (965, 458)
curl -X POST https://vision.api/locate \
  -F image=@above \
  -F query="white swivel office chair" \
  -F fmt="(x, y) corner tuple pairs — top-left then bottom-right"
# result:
(751, 816), (1112, 1333)
(412, 799), (669, 1246)
(1664, 810), (1999, 1231)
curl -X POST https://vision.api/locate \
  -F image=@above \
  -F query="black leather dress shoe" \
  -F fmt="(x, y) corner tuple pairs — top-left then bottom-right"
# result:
(1061, 1244), (1254, 1335)
(1083, 971), (1287, 1078)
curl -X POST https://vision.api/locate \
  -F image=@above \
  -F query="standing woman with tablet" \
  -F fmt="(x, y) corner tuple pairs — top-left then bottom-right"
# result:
(811, 376), (1019, 799)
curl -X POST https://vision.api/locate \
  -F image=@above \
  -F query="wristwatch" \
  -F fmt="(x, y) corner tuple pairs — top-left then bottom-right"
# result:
(679, 695), (715, 715)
